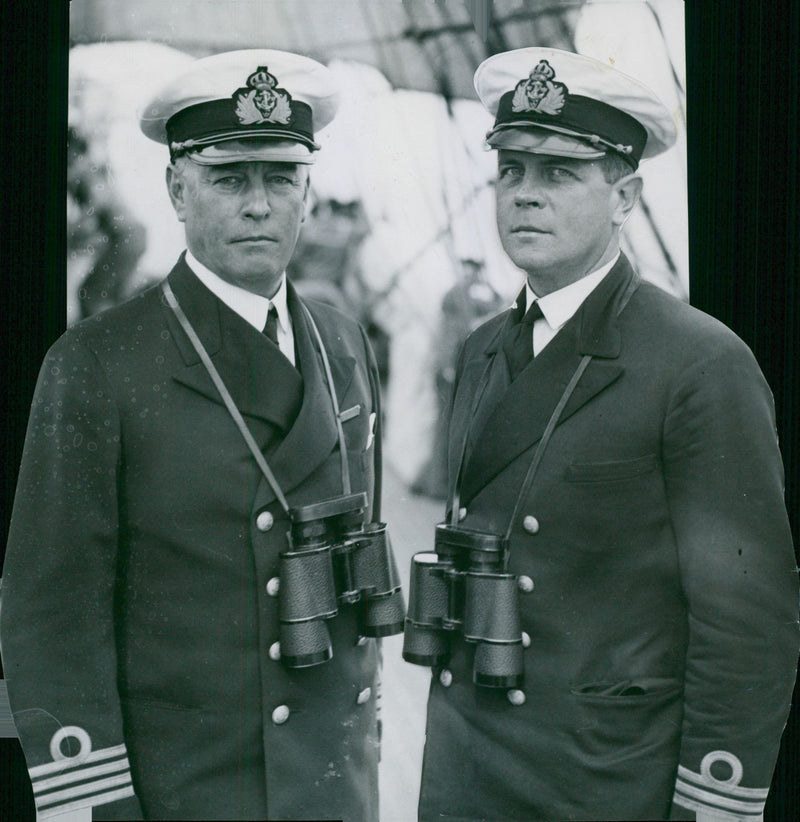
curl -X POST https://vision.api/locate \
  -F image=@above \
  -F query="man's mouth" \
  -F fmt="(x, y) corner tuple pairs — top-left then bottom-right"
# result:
(511, 226), (549, 234)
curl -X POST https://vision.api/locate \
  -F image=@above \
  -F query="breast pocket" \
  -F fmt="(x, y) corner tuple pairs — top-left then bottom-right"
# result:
(565, 453), (659, 483)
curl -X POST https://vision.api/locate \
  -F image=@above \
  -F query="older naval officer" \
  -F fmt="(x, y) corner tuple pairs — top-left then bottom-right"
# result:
(1, 49), (402, 821)
(404, 47), (799, 821)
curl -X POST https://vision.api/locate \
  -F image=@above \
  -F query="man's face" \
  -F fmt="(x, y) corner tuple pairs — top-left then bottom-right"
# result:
(167, 159), (308, 298)
(495, 149), (635, 294)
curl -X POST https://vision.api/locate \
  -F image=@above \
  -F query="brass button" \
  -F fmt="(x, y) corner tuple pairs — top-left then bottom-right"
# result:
(439, 669), (453, 688)
(507, 689), (526, 706)
(522, 515), (540, 534)
(356, 687), (372, 705)
(272, 705), (290, 725)
(518, 575), (534, 594)
(266, 577), (280, 597)
(521, 631), (531, 649)
(256, 511), (274, 532)
(356, 636), (369, 647)
(458, 507), (467, 522)
(268, 641), (281, 661)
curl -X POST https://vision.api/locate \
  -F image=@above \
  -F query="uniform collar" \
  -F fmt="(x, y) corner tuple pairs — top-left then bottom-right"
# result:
(184, 249), (292, 336)
(523, 251), (620, 333)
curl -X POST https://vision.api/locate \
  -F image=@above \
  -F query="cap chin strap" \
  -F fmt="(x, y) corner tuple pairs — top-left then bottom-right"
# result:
(487, 122), (636, 166)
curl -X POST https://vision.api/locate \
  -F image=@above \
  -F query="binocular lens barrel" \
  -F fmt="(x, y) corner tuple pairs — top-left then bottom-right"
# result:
(473, 642), (524, 688)
(402, 619), (451, 666)
(279, 619), (334, 668)
(278, 544), (337, 669)
(403, 552), (452, 665)
(350, 524), (396, 594)
(279, 545), (338, 623)
(362, 589), (406, 637)
(463, 573), (521, 643)
(406, 553), (449, 627)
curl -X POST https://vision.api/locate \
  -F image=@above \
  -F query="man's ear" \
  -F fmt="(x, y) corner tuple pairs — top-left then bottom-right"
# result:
(165, 164), (188, 223)
(611, 173), (643, 229)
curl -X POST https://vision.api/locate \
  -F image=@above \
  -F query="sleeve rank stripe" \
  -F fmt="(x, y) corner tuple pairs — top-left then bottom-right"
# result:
(28, 743), (129, 778)
(35, 772), (133, 810)
(37, 785), (136, 820)
(32, 756), (131, 793)
(673, 782), (767, 816)
(676, 764), (769, 799)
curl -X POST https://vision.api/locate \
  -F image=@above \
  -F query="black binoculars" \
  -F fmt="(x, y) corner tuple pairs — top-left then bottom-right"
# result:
(279, 491), (405, 667)
(403, 524), (524, 688)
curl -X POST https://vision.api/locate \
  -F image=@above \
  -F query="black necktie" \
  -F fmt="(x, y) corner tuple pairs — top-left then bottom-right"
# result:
(262, 304), (279, 347)
(502, 299), (543, 380)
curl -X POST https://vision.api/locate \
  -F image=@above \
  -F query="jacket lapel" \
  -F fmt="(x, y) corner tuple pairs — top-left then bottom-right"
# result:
(459, 257), (637, 505)
(260, 284), (356, 502)
(167, 258), (303, 430)
(447, 315), (509, 492)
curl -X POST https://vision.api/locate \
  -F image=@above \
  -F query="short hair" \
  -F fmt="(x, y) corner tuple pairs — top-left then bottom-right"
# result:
(598, 152), (637, 183)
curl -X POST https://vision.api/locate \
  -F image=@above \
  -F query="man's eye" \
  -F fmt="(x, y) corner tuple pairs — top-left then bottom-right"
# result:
(267, 175), (295, 187)
(498, 166), (523, 180)
(213, 176), (242, 188)
(546, 167), (576, 181)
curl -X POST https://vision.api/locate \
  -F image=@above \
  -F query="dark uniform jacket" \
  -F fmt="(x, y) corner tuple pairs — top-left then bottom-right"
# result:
(2, 257), (386, 821)
(418, 255), (799, 821)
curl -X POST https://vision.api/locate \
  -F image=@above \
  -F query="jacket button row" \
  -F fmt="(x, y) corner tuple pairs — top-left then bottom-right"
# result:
(272, 705), (290, 725)
(266, 577), (280, 597)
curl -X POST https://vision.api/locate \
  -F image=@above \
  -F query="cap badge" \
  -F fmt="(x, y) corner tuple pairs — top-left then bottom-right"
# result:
(511, 60), (567, 116)
(234, 66), (293, 125)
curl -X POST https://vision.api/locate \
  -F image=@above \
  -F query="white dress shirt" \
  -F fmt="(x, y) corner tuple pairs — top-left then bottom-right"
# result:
(523, 253), (620, 356)
(185, 250), (295, 365)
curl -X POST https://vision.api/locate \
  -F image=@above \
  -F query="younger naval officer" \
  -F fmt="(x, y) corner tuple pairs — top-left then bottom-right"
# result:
(403, 47), (799, 822)
(1, 49), (403, 821)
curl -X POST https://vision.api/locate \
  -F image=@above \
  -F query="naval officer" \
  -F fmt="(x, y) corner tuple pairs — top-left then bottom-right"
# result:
(409, 47), (799, 821)
(1, 49), (401, 821)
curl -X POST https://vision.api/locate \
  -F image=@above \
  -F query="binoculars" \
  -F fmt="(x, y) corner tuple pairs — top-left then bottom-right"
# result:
(403, 524), (524, 688)
(279, 491), (405, 667)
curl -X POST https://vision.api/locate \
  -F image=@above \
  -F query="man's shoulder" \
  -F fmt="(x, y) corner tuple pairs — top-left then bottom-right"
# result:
(50, 280), (167, 357)
(630, 281), (755, 359)
(301, 295), (369, 350)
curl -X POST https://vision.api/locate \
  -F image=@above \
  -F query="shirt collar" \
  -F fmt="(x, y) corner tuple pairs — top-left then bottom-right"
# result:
(184, 249), (291, 334)
(524, 252), (620, 332)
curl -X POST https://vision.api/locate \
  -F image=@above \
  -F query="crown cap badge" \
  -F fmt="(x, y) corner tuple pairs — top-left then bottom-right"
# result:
(511, 59), (568, 116)
(234, 65), (293, 125)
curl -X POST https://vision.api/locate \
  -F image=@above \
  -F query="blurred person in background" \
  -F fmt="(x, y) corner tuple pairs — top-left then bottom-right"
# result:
(2, 49), (400, 821)
(412, 257), (503, 500)
(409, 47), (798, 821)
(67, 126), (148, 320)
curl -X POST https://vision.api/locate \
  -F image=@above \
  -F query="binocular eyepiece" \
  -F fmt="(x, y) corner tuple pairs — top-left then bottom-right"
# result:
(279, 491), (405, 668)
(403, 524), (524, 688)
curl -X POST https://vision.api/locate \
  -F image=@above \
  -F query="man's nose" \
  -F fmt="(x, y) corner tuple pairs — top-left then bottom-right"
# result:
(242, 180), (272, 218)
(514, 171), (545, 207)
